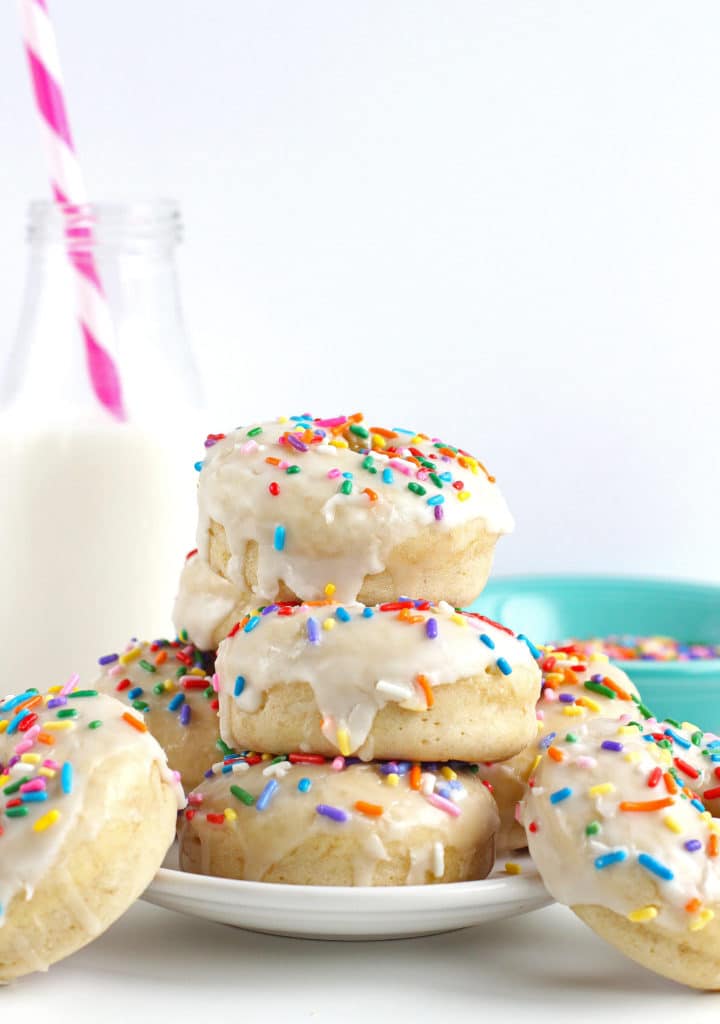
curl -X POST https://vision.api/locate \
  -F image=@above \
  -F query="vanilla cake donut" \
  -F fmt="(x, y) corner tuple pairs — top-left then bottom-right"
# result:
(178, 753), (499, 885)
(173, 413), (513, 649)
(215, 599), (541, 762)
(477, 645), (641, 851)
(94, 638), (219, 790)
(0, 685), (183, 981)
(522, 713), (720, 989)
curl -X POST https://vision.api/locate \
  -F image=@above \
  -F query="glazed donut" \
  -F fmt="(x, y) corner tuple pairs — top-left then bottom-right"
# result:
(178, 753), (499, 885)
(94, 638), (219, 790)
(522, 712), (720, 989)
(0, 686), (183, 982)
(477, 645), (641, 851)
(173, 413), (513, 649)
(215, 599), (542, 763)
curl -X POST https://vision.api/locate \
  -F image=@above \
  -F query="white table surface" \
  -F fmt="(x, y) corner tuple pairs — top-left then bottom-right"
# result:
(3, 900), (718, 1020)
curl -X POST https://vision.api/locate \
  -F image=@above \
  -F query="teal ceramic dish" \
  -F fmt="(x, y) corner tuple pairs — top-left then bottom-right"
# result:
(468, 576), (720, 731)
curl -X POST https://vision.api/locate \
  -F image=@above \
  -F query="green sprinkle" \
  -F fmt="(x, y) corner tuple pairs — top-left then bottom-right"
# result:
(68, 689), (98, 698)
(247, 426), (263, 437)
(340, 479), (352, 495)
(139, 660), (156, 674)
(286, 465), (301, 475)
(132, 700), (150, 712)
(153, 683), (166, 695)
(349, 423), (369, 438)
(408, 482), (426, 496)
(361, 456), (377, 474)
(691, 731), (705, 747)
(204, 686), (214, 699)
(656, 739), (672, 750)
(3, 777), (29, 796)
(176, 666), (185, 679)
(584, 680), (616, 699)
(216, 738), (234, 755)
(5, 807), (28, 818)
(270, 755), (287, 765)
(180, 629), (189, 642)
(417, 457), (435, 470)
(230, 785), (255, 806)
(665, 717), (682, 729)
(631, 695), (655, 719)
(565, 733), (578, 743)
(468, 764), (480, 773)
(88, 720), (103, 729)
(585, 821), (601, 836)
(57, 708), (78, 719)
(429, 473), (444, 488)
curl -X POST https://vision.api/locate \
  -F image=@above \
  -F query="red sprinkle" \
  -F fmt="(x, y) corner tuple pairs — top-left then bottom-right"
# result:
(647, 767), (663, 788)
(528, 821), (539, 833)
(115, 678), (132, 692)
(269, 482), (280, 496)
(183, 679), (208, 690)
(185, 548), (198, 560)
(206, 813), (225, 825)
(703, 786), (720, 800)
(674, 757), (700, 780)
(185, 809), (196, 821)
(18, 713), (38, 733)
(289, 753), (327, 765)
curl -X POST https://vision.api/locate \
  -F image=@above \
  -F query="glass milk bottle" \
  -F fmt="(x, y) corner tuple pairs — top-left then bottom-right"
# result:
(0, 200), (203, 688)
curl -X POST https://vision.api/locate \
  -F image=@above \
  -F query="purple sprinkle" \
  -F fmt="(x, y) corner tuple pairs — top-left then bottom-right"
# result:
(204, 768), (214, 778)
(287, 434), (309, 453)
(262, 604), (278, 616)
(538, 732), (557, 750)
(380, 762), (399, 775)
(316, 804), (348, 823)
(307, 617), (320, 644)
(685, 839), (703, 852)
(601, 740), (623, 752)
(433, 505), (444, 521)
(426, 617), (438, 639)
(180, 704), (192, 727)
(591, 674), (605, 683)
(558, 693), (575, 703)
(98, 653), (118, 666)
(47, 697), (68, 709)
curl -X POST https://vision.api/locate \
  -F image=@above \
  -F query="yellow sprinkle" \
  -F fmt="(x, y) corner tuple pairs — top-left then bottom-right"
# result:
(43, 721), (74, 731)
(120, 647), (142, 665)
(277, 415), (288, 423)
(562, 706), (584, 717)
(457, 490), (471, 502)
(0, 774), (8, 787)
(385, 773), (400, 787)
(544, 672), (564, 684)
(689, 909), (715, 932)
(589, 652), (610, 663)
(0, 721), (8, 734)
(658, 749), (673, 766)
(371, 433), (386, 449)
(440, 767), (457, 781)
(328, 438), (348, 449)
(624, 751), (642, 764)
(707, 820), (720, 834)
(528, 754), (543, 777)
(336, 729), (351, 757)
(627, 906), (658, 923)
(46, 686), (62, 695)
(324, 583), (336, 597)
(38, 767), (56, 778)
(261, 753), (272, 761)
(579, 696), (601, 713)
(323, 618), (336, 631)
(20, 754), (41, 764)
(589, 782), (615, 797)
(681, 721), (700, 733)
(33, 809), (61, 833)
(223, 808), (237, 822)
(618, 725), (642, 735)
(504, 862), (522, 876)
(663, 815), (683, 834)
(163, 680), (175, 692)
(450, 614), (467, 627)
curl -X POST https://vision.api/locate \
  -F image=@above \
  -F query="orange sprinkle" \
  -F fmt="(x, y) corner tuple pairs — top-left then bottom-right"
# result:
(398, 608), (424, 624)
(410, 764), (421, 790)
(686, 898), (702, 914)
(416, 674), (434, 709)
(600, 677), (633, 702)
(355, 800), (384, 817)
(437, 447), (457, 458)
(36, 732), (54, 745)
(348, 412), (364, 423)
(122, 711), (147, 733)
(709, 834), (719, 858)
(369, 426), (399, 439)
(17, 694), (43, 714)
(663, 772), (678, 795)
(547, 746), (565, 763)
(362, 487), (378, 502)
(265, 456), (281, 466)
(155, 650), (168, 666)
(304, 599), (333, 607)
(619, 798), (675, 812)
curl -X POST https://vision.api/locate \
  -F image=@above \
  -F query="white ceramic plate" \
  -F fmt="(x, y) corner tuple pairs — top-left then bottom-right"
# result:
(142, 848), (552, 940)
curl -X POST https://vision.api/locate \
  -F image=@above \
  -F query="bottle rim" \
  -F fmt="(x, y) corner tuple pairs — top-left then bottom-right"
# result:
(27, 199), (183, 246)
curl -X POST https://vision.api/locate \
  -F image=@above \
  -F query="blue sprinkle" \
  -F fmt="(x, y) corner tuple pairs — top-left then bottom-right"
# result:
(382, 468), (394, 485)
(395, 762), (411, 775)
(128, 686), (143, 700)
(256, 779), (279, 811)
(273, 525), (286, 552)
(307, 617), (321, 644)
(98, 653), (118, 666)
(638, 852), (674, 881)
(496, 657), (512, 676)
(437, 784), (452, 799)
(6, 710), (30, 735)
(427, 495), (444, 506)
(685, 839), (703, 852)
(517, 634), (542, 659)
(0, 692), (35, 714)
(691, 798), (705, 813)
(168, 693), (185, 712)
(298, 777), (312, 793)
(234, 676), (246, 697)
(342, 471), (354, 479)
(439, 471), (452, 482)
(362, 607), (374, 618)
(336, 607), (351, 623)
(550, 786), (573, 804)
(601, 740), (623, 752)
(594, 849), (628, 870)
(194, 461), (204, 472)
(664, 728), (691, 750)
(426, 617), (438, 640)
(21, 791), (48, 803)
(538, 732), (557, 750)
(61, 762), (73, 795)
(221, 764), (233, 774)
(180, 704), (192, 726)
(244, 616), (260, 633)
(480, 633), (495, 650)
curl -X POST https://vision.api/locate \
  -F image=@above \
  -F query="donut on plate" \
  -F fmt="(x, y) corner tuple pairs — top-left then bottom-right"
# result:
(94, 638), (219, 790)
(214, 599), (542, 763)
(0, 686), (183, 982)
(178, 753), (499, 886)
(173, 414), (513, 649)
(522, 712), (720, 989)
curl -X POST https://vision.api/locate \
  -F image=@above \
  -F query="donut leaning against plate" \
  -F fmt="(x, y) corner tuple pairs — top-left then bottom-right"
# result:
(214, 599), (542, 763)
(178, 753), (499, 886)
(522, 712), (720, 989)
(0, 686), (183, 982)
(94, 638), (219, 791)
(173, 413), (514, 650)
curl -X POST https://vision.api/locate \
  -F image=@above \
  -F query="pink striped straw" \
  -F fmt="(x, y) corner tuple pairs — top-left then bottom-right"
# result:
(19, 0), (126, 420)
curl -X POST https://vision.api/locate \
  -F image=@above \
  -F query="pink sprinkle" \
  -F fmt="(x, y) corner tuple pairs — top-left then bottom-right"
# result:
(14, 739), (35, 755)
(388, 459), (412, 476)
(240, 440), (259, 454)
(108, 664), (122, 677)
(331, 756), (345, 772)
(514, 801), (522, 822)
(543, 689), (557, 703)
(416, 468), (430, 481)
(211, 672), (219, 693)
(425, 793), (462, 817)
(315, 416), (347, 428)
(327, 468), (342, 479)
(20, 778), (46, 792)
(43, 759), (60, 770)
(279, 460), (290, 470)
(59, 672), (80, 697)
(188, 792), (204, 805)
(576, 756), (597, 769)
(23, 725), (41, 741)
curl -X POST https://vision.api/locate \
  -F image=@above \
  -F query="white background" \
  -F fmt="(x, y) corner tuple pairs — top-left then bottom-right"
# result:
(1, 1), (719, 581)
